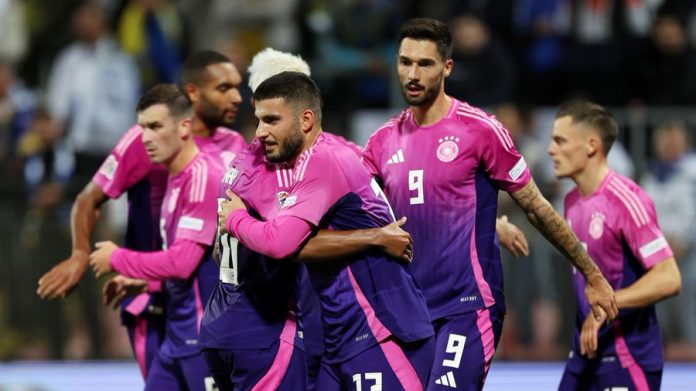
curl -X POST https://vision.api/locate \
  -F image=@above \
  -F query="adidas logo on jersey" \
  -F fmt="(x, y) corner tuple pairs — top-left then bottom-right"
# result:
(387, 149), (405, 164)
(434, 371), (457, 388)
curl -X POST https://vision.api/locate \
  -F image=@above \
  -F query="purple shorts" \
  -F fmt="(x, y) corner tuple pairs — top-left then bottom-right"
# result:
(559, 361), (662, 391)
(427, 305), (504, 391)
(203, 339), (307, 391)
(145, 351), (214, 391)
(316, 336), (435, 390)
(121, 296), (165, 379)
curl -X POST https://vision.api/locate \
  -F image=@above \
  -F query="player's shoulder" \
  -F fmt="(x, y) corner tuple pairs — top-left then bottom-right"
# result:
(215, 127), (247, 145)
(112, 124), (144, 155)
(451, 99), (506, 133)
(370, 108), (411, 140)
(564, 187), (581, 209)
(602, 172), (654, 226)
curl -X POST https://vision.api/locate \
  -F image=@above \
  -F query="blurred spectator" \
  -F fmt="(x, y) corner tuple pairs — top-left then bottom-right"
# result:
(0, 0), (28, 65)
(564, 0), (660, 104)
(115, 0), (185, 87)
(633, 15), (696, 105)
(310, 0), (403, 115)
(641, 121), (696, 360)
(45, 0), (139, 191)
(513, 0), (568, 105)
(0, 61), (36, 166)
(445, 14), (517, 107)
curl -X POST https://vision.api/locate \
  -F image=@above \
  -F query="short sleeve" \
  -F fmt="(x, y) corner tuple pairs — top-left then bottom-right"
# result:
(361, 136), (380, 177)
(175, 161), (220, 245)
(479, 119), (532, 192)
(620, 191), (673, 269)
(277, 151), (349, 226)
(92, 125), (153, 198)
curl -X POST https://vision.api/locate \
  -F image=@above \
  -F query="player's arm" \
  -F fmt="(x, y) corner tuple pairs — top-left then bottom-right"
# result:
(297, 217), (413, 263)
(580, 257), (681, 358)
(37, 181), (108, 299)
(88, 239), (207, 280)
(616, 257), (681, 308)
(509, 179), (618, 320)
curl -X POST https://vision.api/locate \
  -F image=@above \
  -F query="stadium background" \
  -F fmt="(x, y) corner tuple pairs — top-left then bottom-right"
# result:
(1, 0), (695, 389)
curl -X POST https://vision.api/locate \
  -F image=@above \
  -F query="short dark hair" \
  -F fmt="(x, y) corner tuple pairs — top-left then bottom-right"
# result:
(398, 18), (453, 60)
(137, 84), (193, 119)
(180, 50), (231, 86)
(253, 71), (323, 120)
(556, 101), (619, 154)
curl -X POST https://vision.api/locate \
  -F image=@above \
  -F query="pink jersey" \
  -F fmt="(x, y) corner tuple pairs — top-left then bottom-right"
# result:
(564, 170), (671, 373)
(158, 152), (222, 358)
(362, 98), (532, 320)
(91, 125), (245, 316)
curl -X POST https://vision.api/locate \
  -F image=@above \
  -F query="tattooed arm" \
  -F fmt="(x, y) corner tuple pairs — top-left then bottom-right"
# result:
(509, 179), (619, 320)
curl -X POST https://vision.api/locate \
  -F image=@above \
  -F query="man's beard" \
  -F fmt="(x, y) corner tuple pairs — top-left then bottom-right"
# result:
(199, 97), (233, 129)
(266, 128), (304, 163)
(401, 77), (441, 107)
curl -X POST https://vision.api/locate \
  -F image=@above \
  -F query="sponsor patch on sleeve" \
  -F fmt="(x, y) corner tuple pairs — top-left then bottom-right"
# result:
(99, 155), (119, 181)
(178, 216), (204, 231)
(639, 236), (668, 258)
(508, 156), (527, 181)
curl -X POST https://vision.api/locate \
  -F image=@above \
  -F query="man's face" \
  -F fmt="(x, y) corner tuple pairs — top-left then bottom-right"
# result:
(397, 38), (451, 107)
(547, 116), (592, 179)
(139, 104), (184, 164)
(192, 63), (242, 128)
(254, 97), (304, 163)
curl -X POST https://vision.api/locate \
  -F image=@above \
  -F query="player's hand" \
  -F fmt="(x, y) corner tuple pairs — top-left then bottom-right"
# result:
(496, 215), (530, 258)
(584, 272), (619, 321)
(580, 309), (607, 358)
(102, 275), (148, 309)
(377, 217), (413, 263)
(218, 189), (246, 235)
(37, 253), (89, 299)
(89, 241), (119, 278)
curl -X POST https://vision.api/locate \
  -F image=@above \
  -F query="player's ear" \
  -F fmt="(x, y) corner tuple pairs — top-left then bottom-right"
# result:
(300, 109), (315, 134)
(184, 83), (199, 104)
(178, 117), (193, 138)
(587, 136), (600, 158)
(443, 58), (453, 77)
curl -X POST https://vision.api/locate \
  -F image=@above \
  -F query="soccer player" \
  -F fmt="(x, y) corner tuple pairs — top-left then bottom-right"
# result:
(89, 84), (220, 391)
(220, 71), (435, 390)
(199, 49), (416, 390)
(361, 18), (618, 389)
(548, 101), (681, 391)
(36, 50), (246, 377)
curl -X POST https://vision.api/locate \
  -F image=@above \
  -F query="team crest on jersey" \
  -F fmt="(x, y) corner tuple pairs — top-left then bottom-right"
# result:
(220, 152), (237, 168)
(437, 136), (460, 163)
(589, 212), (605, 239)
(277, 191), (297, 209)
(168, 188), (180, 213)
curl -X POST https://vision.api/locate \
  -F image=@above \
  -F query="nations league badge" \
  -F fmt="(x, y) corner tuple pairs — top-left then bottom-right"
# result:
(589, 212), (605, 239)
(437, 136), (460, 163)
(277, 191), (297, 209)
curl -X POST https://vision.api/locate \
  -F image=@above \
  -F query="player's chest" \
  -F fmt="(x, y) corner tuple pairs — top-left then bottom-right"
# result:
(566, 202), (620, 253)
(378, 133), (480, 196)
(226, 164), (291, 220)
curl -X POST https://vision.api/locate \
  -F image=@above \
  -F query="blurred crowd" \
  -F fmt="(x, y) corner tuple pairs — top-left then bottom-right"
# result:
(1, 0), (695, 362)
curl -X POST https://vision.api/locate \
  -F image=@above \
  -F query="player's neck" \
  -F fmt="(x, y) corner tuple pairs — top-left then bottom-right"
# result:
(168, 141), (200, 175)
(290, 128), (322, 166)
(191, 117), (214, 138)
(574, 161), (610, 197)
(411, 92), (451, 127)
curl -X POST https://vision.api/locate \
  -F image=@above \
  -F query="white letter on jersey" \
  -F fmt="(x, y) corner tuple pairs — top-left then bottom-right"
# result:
(409, 169), (424, 205)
